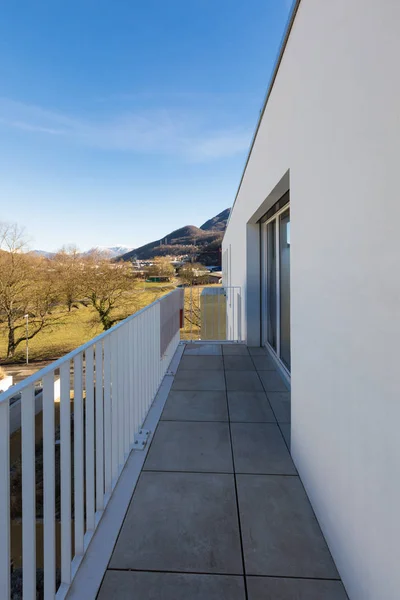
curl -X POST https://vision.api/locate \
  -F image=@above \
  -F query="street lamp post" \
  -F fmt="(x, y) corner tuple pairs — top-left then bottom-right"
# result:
(24, 314), (29, 365)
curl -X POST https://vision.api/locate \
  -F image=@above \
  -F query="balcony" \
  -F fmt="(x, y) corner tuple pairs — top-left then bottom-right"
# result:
(0, 289), (347, 599)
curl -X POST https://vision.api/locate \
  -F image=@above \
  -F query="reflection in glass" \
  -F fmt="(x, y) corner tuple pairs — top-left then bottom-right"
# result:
(279, 210), (291, 369)
(267, 221), (277, 350)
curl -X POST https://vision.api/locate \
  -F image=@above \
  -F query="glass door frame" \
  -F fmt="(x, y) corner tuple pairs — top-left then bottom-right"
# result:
(261, 201), (290, 375)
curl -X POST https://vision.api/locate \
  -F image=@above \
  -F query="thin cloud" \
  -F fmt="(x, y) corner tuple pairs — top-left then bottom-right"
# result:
(3, 120), (65, 135)
(0, 97), (251, 161)
(192, 132), (252, 161)
(95, 90), (258, 104)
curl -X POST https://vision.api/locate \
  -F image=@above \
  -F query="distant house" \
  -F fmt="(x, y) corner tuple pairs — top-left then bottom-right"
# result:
(202, 271), (222, 285)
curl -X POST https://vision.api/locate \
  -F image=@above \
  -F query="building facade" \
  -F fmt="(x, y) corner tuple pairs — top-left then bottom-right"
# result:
(222, 1), (400, 599)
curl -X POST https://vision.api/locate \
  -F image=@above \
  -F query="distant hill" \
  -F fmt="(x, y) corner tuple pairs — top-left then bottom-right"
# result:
(119, 208), (230, 266)
(200, 208), (230, 232)
(82, 245), (134, 258)
(29, 249), (56, 259)
(30, 246), (134, 259)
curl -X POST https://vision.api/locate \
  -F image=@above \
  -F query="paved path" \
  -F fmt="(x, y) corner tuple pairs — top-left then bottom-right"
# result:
(2, 360), (54, 385)
(98, 344), (348, 599)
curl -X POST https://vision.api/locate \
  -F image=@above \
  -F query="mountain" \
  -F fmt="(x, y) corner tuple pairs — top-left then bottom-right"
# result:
(119, 208), (230, 266)
(29, 250), (56, 259)
(200, 208), (230, 232)
(29, 209), (230, 266)
(83, 245), (134, 258)
(31, 246), (134, 259)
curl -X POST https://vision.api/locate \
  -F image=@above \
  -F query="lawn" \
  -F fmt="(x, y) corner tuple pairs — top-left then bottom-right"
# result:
(0, 281), (222, 364)
(0, 283), (175, 364)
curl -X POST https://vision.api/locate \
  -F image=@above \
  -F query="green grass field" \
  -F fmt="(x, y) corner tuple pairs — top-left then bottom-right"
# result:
(0, 281), (222, 364)
(0, 283), (175, 364)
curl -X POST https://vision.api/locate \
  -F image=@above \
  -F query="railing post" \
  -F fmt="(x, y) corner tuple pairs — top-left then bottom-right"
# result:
(123, 324), (130, 458)
(21, 385), (36, 600)
(0, 400), (10, 600)
(85, 347), (95, 532)
(138, 315), (144, 426)
(111, 333), (119, 485)
(156, 301), (161, 385)
(43, 372), (56, 599)
(117, 329), (124, 471)
(133, 318), (139, 439)
(145, 310), (150, 414)
(152, 306), (157, 399)
(103, 336), (112, 494)
(74, 353), (84, 555)
(128, 320), (134, 447)
(95, 342), (105, 511)
(60, 361), (72, 586)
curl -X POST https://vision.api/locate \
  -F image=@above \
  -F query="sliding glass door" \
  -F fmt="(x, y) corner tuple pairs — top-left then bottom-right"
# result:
(266, 221), (277, 350)
(279, 209), (291, 369)
(261, 200), (291, 372)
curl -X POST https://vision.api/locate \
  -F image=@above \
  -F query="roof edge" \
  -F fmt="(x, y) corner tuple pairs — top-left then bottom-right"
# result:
(224, 0), (302, 234)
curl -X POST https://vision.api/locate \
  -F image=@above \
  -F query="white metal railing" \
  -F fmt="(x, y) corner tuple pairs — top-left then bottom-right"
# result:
(182, 285), (242, 342)
(0, 289), (183, 600)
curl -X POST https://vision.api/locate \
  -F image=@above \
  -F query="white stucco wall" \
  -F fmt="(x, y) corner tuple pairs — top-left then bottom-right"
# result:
(223, 2), (400, 599)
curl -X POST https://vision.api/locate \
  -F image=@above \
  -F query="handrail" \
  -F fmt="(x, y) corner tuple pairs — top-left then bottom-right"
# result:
(0, 287), (183, 599)
(0, 288), (178, 405)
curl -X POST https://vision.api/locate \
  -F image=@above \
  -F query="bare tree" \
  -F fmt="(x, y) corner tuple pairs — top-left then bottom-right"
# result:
(0, 223), (62, 358)
(82, 254), (134, 330)
(0, 222), (28, 253)
(182, 285), (201, 339)
(53, 245), (83, 311)
(145, 256), (175, 280)
(178, 262), (208, 285)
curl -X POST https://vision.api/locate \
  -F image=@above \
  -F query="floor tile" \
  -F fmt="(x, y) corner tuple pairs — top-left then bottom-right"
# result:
(222, 345), (249, 355)
(225, 371), (263, 392)
(247, 347), (267, 356)
(110, 471), (243, 574)
(98, 571), (246, 600)
(172, 369), (225, 391)
(224, 355), (255, 371)
(228, 391), (276, 423)
(144, 421), (233, 472)
(251, 355), (277, 371)
(162, 390), (228, 422)
(268, 392), (291, 423)
(258, 370), (288, 392)
(279, 423), (291, 448)
(236, 474), (339, 578)
(184, 344), (222, 355)
(231, 423), (296, 475)
(178, 355), (224, 371)
(246, 577), (348, 600)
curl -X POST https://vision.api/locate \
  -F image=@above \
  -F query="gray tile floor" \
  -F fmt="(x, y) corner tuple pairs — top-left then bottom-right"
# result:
(98, 344), (348, 600)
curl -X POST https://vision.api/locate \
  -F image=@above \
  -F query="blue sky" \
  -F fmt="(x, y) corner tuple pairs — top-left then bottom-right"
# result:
(0, 1), (292, 251)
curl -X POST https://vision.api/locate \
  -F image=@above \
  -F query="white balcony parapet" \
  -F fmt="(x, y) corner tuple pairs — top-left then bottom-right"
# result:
(183, 285), (242, 343)
(0, 288), (184, 600)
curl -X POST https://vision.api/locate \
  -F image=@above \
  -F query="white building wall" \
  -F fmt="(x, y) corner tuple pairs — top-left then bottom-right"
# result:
(223, 2), (400, 599)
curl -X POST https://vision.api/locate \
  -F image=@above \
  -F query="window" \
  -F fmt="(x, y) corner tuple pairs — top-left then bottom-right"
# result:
(279, 209), (291, 369)
(267, 221), (277, 350)
(261, 195), (290, 372)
